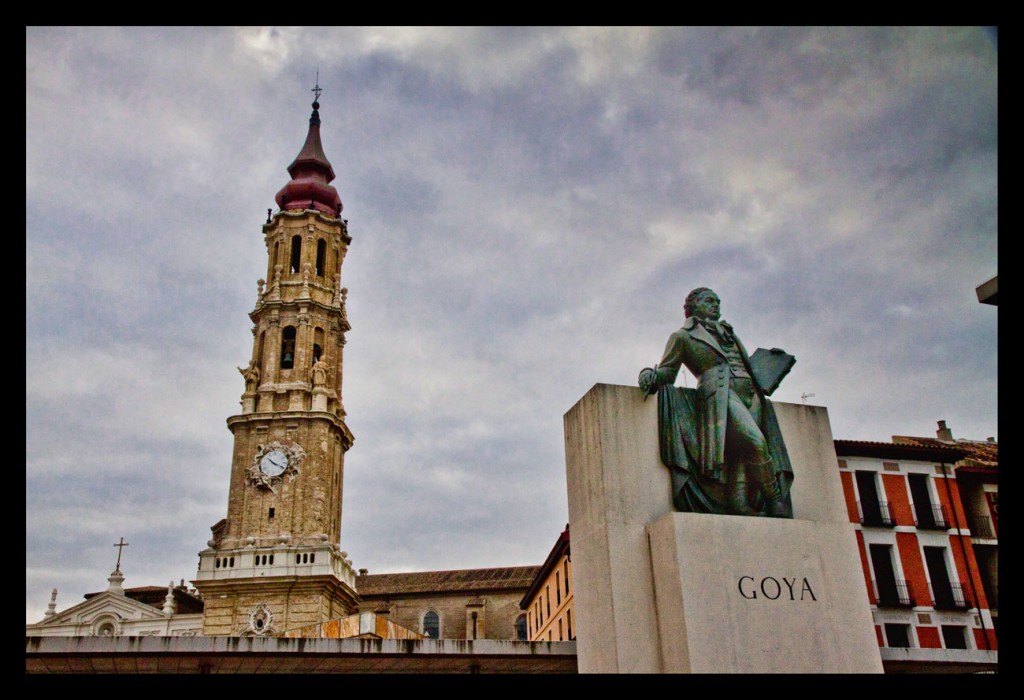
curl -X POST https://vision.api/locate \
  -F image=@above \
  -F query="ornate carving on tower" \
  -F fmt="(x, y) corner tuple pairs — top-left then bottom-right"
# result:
(269, 264), (283, 300)
(243, 603), (277, 636)
(192, 83), (359, 636)
(311, 358), (331, 412)
(238, 360), (261, 414)
(339, 287), (350, 342)
(301, 263), (311, 299)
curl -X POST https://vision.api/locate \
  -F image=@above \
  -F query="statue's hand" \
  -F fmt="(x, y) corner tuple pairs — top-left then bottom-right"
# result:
(638, 368), (657, 395)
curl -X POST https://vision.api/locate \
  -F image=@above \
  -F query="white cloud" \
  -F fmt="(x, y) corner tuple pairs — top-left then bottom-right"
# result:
(234, 27), (304, 70)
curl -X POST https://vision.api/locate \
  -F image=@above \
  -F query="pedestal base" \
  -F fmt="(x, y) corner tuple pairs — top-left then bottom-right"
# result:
(648, 512), (882, 673)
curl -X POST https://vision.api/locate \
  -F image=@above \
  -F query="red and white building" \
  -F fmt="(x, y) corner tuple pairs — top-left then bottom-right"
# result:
(836, 421), (998, 672)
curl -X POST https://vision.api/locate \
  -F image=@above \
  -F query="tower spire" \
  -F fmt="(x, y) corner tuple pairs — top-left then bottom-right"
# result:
(275, 76), (342, 217)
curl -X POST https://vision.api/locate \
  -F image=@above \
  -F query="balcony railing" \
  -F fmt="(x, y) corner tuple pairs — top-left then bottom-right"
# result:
(914, 502), (949, 530)
(931, 581), (972, 610)
(969, 515), (995, 539)
(873, 579), (915, 608)
(858, 500), (895, 527)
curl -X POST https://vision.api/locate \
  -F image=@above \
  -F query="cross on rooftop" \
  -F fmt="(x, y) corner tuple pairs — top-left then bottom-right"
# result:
(311, 69), (322, 102)
(113, 537), (129, 571)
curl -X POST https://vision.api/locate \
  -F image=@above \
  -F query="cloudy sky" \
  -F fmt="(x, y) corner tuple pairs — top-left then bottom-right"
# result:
(26, 27), (997, 623)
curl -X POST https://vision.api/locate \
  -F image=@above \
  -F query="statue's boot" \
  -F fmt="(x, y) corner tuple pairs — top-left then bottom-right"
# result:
(728, 477), (754, 515)
(756, 458), (787, 518)
(764, 493), (787, 518)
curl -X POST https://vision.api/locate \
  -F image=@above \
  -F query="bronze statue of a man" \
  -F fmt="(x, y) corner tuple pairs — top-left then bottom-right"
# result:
(640, 287), (793, 518)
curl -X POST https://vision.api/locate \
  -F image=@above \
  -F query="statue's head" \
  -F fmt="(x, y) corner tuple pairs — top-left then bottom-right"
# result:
(684, 287), (720, 321)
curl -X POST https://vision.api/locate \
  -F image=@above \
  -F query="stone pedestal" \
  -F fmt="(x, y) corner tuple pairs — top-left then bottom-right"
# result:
(648, 513), (882, 673)
(564, 383), (881, 673)
(241, 392), (257, 414)
(312, 387), (329, 412)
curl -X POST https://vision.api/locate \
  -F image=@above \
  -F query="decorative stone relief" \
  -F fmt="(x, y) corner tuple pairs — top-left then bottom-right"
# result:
(92, 614), (122, 637)
(244, 603), (276, 636)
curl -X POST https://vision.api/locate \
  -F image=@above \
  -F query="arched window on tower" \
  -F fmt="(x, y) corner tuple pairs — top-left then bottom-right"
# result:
(290, 235), (302, 274)
(316, 239), (326, 277)
(273, 242), (280, 277)
(280, 326), (296, 369)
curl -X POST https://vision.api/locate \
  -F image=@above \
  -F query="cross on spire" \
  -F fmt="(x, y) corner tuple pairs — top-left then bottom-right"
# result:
(311, 69), (322, 103)
(113, 537), (129, 571)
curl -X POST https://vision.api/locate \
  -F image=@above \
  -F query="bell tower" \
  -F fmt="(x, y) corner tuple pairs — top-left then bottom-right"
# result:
(193, 87), (360, 636)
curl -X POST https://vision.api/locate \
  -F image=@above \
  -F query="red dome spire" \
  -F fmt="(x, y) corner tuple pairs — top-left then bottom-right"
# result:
(275, 98), (343, 217)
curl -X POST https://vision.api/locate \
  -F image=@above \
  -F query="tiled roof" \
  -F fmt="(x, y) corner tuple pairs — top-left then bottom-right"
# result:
(83, 586), (205, 614)
(357, 566), (541, 597)
(834, 439), (966, 463)
(892, 435), (998, 469)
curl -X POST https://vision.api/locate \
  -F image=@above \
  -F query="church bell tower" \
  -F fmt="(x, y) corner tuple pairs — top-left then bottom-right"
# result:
(193, 88), (360, 636)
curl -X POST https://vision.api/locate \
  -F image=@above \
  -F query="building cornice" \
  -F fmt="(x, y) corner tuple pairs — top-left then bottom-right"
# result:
(227, 411), (353, 449)
(519, 527), (570, 608)
(834, 439), (966, 463)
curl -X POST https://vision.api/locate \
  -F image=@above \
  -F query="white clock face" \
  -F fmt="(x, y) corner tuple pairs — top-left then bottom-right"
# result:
(260, 450), (289, 477)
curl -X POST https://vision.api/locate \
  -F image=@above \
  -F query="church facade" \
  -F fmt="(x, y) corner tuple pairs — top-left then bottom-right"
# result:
(26, 566), (203, 638)
(356, 566), (538, 640)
